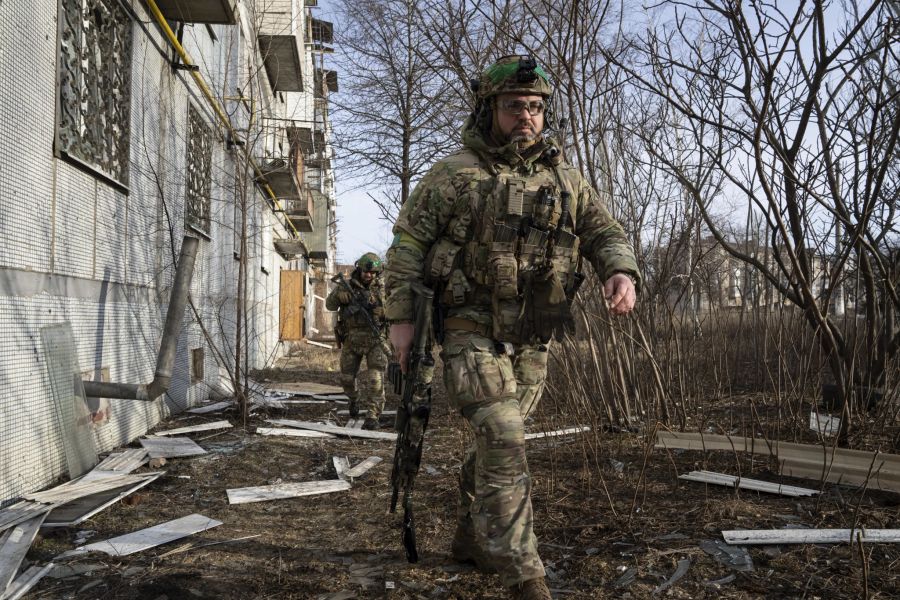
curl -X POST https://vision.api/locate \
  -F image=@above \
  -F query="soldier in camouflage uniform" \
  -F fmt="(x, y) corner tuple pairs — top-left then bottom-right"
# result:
(326, 253), (390, 430)
(383, 55), (641, 599)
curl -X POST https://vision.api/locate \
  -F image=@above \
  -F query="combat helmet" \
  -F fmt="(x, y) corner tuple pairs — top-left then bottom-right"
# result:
(356, 252), (383, 273)
(475, 55), (553, 100)
(471, 55), (556, 134)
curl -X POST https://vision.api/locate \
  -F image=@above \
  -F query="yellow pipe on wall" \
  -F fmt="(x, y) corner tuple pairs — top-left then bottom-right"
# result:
(143, 0), (302, 240)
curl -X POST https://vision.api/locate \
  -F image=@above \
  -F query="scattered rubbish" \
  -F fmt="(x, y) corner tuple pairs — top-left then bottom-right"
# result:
(656, 431), (900, 493)
(699, 539), (754, 571)
(43, 474), (162, 528)
(267, 419), (397, 441)
(424, 465), (441, 476)
(149, 457), (168, 469)
(202, 439), (248, 455)
(24, 473), (159, 506)
(46, 562), (106, 579)
(524, 425), (590, 440)
(257, 427), (335, 439)
(226, 480), (352, 504)
(61, 514), (223, 558)
(723, 528), (900, 545)
(344, 457), (383, 479)
(75, 530), (97, 544)
(385, 581), (395, 589)
(652, 558), (690, 595)
(140, 437), (207, 459)
(187, 401), (233, 414)
(155, 421), (233, 436)
(305, 339), (333, 349)
(809, 411), (841, 436)
(0, 502), (52, 535)
(333, 457), (351, 480)
(0, 514), (47, 594)
(704, 574), (736, 588)
(156, 534), (261, 558)
(679, 470), (818, 497)
(2, 562), (54, 600)
(608, 459), (625, 473)
(85, 449), (150, 479)
(613, 566), (636, 589)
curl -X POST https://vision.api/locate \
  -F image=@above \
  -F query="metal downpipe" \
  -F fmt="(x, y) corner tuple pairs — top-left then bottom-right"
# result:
(82, 236), (200, 401)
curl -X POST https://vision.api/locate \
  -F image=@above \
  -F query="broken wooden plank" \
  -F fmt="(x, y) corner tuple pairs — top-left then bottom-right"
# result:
(0, 502), (52, 535)
(154, 420), (232, 436)
(679, 471), (818, 497)
(723, 528), (900, 545)
(43, 473), (163, 528)
(187, 401), (233, 414)
(92, 448), (149, 473)
(344, 457), (383, 479)
(226, 480), (352, 505)
(24, 474), (157, 505)
(0, 514), (47, 594)
(525, 426), (591, 440)
(64, 514), (223, 557)
(139, 437), (207, 459)
(2, 562), (54, 600)
(256, 427), (335, 439)
(333, 456), (351, 480)
(267, 419), (397, 441)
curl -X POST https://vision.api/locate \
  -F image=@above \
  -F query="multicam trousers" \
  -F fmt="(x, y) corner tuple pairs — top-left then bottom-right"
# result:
(339, 329), (389, 419)
(440, 329), (550, 587)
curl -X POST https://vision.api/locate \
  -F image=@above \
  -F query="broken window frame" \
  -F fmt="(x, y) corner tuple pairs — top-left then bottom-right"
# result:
(55, 0), (133, 189)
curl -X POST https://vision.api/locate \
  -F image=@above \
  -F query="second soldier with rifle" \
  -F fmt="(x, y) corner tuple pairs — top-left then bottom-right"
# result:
(326, 252), (391, 430)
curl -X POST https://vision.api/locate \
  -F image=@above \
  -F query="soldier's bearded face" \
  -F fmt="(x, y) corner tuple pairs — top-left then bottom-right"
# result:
(494, 93), (544, 144)
(361, 271), (375, 285)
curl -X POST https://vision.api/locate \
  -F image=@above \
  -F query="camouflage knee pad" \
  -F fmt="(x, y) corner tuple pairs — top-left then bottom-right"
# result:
(513, 345), (549, 418)
(357, 368), (385, 416)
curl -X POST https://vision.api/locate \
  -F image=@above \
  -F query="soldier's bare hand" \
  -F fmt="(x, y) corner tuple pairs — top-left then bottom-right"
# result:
(390, 323), (415, 372)
(604, 274), (636, 316)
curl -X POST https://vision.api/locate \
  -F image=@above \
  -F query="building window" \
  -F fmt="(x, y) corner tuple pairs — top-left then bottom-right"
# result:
(57, 0), (133, 186)
(186, 105), (213, 236)
(191, 348), (205, 383)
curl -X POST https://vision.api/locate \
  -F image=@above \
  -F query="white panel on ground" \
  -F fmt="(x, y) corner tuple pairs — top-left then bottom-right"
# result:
(24, 474), (157, 505)
(723, 529), (900, 545)
(154, 421), (232, 436)
(187, 401), (233, 414)
(227, 480), (351, 505)
(344, 457), (382, 479)
(524, 426), (590, 440)
(139, 437), (207, 458)
(0, 514), (47, 594)
(66, 514), (223, 557)
(2, 562), (54, 600)
(679, 471), (818, 497)
(267, 419), (396, 441)
(257, 427), (334, 439)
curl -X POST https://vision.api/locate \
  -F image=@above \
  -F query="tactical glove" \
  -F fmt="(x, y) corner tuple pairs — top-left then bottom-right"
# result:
(335, 289), (353, 305)
(527, 266), (575, 342)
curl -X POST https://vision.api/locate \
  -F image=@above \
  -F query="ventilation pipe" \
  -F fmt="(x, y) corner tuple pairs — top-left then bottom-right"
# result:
(82, 236), (200, 401)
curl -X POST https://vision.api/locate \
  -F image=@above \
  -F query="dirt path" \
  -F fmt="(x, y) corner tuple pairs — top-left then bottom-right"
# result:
(25, 347), (900, 599)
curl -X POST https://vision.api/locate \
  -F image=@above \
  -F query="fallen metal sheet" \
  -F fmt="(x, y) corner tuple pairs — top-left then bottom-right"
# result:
(266, 382), (344, 396)
(187, 401), (233, 414)
(278, 399), (329, 405)
(653, 558), (690, 595)
(139, 437), (207, 459)
(24, 474), (157, 505)
(0, 502), (52, 535)
(313, 394), (350, 401)
(679, 471), (818, 497)
(337, 409), (396, 417)
(92, 449), (149, 473)
(699, 539), (754, 571)
(344, 457), (383, 479)
(43, 473), (163, 528)
(257, 427), (334, 439)
(809, 411), (840, 436)
(0, 514), (47, 594)
(226, 480), (352, 505)
(2, 562), (54, 600)
(656, 431), (900, 493)
(333, 456), (350, 480)
(64, 514), (223, 557)
(525, 426), (591, 440)
(723, 528), (900, 545)
(267, 419), (397, 441)
(305, 339), (333, 349)
(154, 421), (232, 436)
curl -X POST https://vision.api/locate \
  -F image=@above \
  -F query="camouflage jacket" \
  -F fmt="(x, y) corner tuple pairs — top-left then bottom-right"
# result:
(384, 118), (641, 334)
(326, 269), (386, 334)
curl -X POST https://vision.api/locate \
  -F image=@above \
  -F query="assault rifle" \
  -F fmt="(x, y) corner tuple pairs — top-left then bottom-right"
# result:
(388, 282), (435, 563)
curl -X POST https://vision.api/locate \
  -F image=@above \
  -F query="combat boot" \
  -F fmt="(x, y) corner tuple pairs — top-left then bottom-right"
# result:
(450, 528), (496, 574)
(348, 397), (359, 418)
(362, 417), (379, 430)
(508, 577), (551, 600)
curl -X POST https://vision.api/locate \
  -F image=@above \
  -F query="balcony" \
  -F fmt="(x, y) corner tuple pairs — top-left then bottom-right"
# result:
(259, 1), (304, 92)
(274, 238), (308, 260)
(256, 157), (313, 233)
(308, 17), (334, 53)
(303, 190), (331, 260)
(154, 0), (236, 23)
(288, 126), (326, 157)
(285, 188), (315, 233)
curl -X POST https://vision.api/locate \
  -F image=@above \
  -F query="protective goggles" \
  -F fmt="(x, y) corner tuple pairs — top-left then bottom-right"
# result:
(498, 99), (545, 116)
(361, 259), (382, 272)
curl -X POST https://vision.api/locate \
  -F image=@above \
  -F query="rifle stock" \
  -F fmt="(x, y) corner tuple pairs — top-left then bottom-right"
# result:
(389, 282), (435, 563)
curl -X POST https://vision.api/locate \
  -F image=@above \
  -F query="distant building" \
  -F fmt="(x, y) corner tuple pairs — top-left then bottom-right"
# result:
(0, 0), (338, 503)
